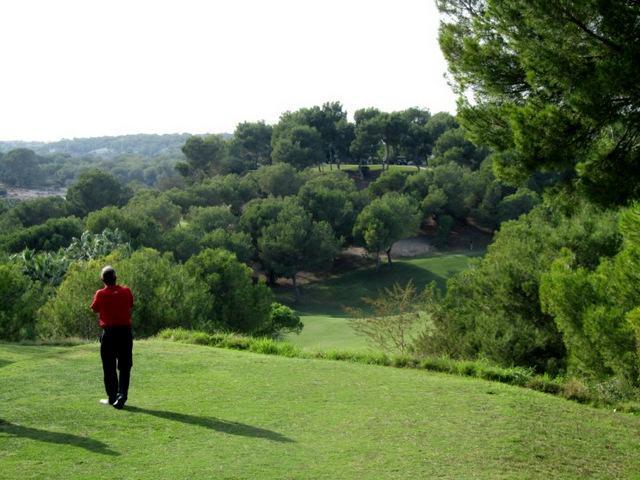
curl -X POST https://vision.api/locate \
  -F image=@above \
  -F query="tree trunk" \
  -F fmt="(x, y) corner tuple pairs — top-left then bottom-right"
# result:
(292, 272), (300, 305)
(384, 142), (390, 171)
(385, 246), (393, 265)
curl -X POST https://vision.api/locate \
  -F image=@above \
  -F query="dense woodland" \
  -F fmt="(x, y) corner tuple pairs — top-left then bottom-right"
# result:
(1, 1), (639, 395)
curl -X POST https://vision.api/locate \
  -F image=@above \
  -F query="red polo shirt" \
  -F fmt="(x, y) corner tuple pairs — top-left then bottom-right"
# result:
(91, 285), (134, 328)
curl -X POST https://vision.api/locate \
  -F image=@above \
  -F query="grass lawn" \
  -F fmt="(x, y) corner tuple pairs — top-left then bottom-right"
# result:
(2, 340), (640, 479)
(280, 250), (483, 351)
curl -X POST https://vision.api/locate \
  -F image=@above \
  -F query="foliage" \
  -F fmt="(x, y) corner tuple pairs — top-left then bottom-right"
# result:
(416, 202), (622, 373)
(177, 134), (229, 183)
(65, 229), (132, 263)
(296, 171), (360, 240)
(541, 203), (640, 385)
(122, 190), (182, 232)
(9, 229), (131, 293)
(184, 248), (274, 335)
(345, 280), (435, 355)
(0, 216), (85, 253)
(0, 148), (44, 187)
(12, 248), (71, 286)
(271, 124), (325, 171)
(0, 263), (47, 341)
(85, 206), (163, 249)
(250, 163), (303, 197)
(36, 249), (215, 340)
(258, 200), (340, 302)
(437, 0), (640, 206)
(65, 169), (132, 217)
(231, 120), (274, 167)
(254, 303), (303, 338)
(36, 262), (103, 340)
(165, 173), (257, 214)
(3, 196), (68, 228)
(199, 229), (254, 265)
(352, 192), (421, 268)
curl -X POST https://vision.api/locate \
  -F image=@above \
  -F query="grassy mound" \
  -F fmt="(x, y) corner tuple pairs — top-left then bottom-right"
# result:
(2, 340), (640, 479)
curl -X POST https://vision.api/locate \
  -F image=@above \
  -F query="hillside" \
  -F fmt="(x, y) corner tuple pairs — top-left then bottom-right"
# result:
(1, 340), (639, 479)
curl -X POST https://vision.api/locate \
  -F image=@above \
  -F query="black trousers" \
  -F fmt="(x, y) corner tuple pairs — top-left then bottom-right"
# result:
(100, 326), (133, 402)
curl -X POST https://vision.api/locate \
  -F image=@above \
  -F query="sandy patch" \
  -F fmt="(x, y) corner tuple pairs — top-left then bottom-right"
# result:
(2, 186), (67, 200)
(390, 236), (434, 258)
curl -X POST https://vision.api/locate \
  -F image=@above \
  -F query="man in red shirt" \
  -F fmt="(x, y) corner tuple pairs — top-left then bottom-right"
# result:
(91, 265), (134, 409)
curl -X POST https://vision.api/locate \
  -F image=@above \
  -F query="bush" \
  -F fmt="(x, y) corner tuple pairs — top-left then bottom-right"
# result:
(36, 249), (215, 340)
(184, 248), (275, 335)
(0, 263), (48, 341)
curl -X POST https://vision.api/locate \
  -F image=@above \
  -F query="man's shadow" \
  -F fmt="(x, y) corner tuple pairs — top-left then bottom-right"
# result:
(125, 406), (294, 443)
(0, 418), (120, 456)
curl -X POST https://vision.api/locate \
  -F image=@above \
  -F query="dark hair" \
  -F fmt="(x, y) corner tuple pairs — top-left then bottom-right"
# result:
(101, 266), (117, 286)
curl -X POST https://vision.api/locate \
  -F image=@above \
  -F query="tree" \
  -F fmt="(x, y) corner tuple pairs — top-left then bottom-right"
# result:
(416, 202), (622, 373)
(368, 170), (410, 199)
(270, 124), (325, 171)
(185, 205), (237, 233)
(540, 204), (640, 384)
(378, 112), (411, 169)
(185, 248), (274, 334)
(258, 201), (340, 304)
(251, 164), (303, 197)
(177, 135), (229, 183)
(398, 107), (432, 168)
(240, 196), (288, 259)
(0, 148), (44, 187)
(437, 0), (640, 205)
(6, 196), (68, 228)
(232, 120), (273, 167)
(297, 171), (360, 240)
(66, 170), (132, 217)
(123, 190), (181, 232)
(0, 217), (85, 253)
(350, 108), (383, 165)
(0, 263), (46, 341)
(431, 127), (489, 170)
(352, 193), (421, 270)
(272, 102), (355, 168)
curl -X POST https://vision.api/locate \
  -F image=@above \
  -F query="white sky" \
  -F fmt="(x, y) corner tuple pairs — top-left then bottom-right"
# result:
(0, 0), (457, 142)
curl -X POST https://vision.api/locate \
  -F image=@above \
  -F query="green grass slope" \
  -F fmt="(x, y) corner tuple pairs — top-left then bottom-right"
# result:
(2, 340), (639, 479)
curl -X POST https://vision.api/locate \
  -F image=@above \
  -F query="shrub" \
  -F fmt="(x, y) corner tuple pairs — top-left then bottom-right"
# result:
(36, 249), (215, 340)
(0, 263), (48, 341)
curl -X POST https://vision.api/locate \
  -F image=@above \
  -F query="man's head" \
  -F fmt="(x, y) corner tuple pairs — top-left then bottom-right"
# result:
(101, 266), (117, 286)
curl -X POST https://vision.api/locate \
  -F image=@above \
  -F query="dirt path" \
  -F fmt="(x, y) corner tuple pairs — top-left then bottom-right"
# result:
(1, 185), (66, 200)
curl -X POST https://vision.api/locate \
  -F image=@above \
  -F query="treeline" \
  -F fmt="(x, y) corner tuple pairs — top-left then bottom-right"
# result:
(0, 105), (490, 190)
(0, 133), (195, 158)
(419, 0), (640, 395)
(0, 103), (546, 347)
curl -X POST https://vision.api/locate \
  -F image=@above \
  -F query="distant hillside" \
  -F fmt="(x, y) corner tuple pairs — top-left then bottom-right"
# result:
(0, 132), (233, 159)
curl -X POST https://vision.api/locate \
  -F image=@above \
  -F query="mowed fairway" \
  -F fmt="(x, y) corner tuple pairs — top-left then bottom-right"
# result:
(2, 340), (640, 479)
(281, 251), (483, 351)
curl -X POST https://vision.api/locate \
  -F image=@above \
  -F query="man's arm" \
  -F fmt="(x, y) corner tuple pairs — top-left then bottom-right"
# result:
(90, 291), (100, 313)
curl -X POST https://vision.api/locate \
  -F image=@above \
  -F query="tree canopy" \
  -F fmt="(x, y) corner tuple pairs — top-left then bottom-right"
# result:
(437, 0), (640, 206)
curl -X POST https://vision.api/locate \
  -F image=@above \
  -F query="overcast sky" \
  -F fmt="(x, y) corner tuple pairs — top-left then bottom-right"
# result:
(1, 0), (457, 142)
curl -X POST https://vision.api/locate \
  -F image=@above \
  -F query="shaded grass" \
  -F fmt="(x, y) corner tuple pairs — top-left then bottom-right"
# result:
(278, 251), (483, 351)
(2, 339), (640, 479)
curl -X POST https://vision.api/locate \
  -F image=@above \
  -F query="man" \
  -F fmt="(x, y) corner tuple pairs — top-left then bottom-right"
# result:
(91, 265), (134, 410)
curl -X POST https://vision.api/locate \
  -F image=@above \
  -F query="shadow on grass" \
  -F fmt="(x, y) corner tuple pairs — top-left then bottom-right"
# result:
(0, 418), (120, 456)
(125, 406), (294, 443)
